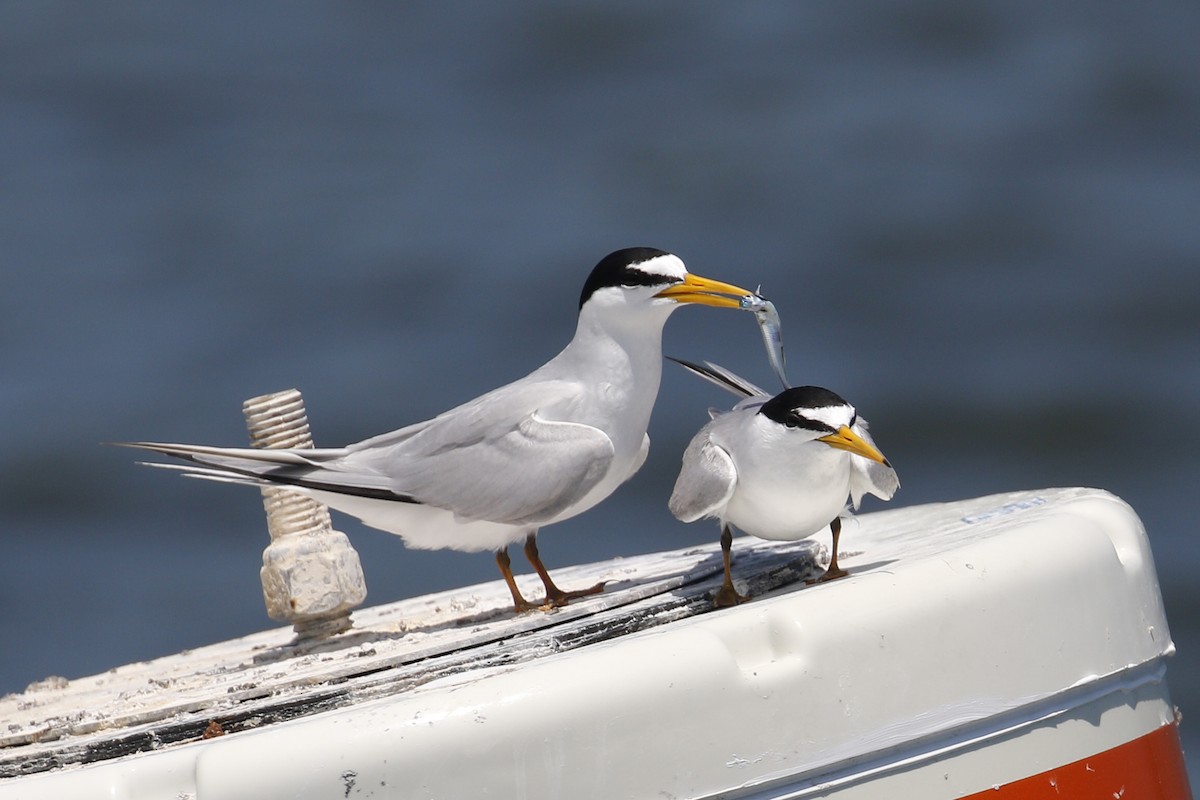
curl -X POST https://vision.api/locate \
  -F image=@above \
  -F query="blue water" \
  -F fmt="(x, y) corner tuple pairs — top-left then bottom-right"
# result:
(2, 1), (1197, 784)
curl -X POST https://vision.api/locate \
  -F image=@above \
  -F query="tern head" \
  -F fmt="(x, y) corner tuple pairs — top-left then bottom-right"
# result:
(759, 387), (891, 467)
(578, 248), (751, 316)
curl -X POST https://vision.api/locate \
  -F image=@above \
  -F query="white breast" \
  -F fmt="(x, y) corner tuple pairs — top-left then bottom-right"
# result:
(714, 416), (853, 541)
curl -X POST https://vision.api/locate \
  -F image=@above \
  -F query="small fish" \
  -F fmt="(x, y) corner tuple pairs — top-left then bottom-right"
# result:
(739, 290), (789, 389)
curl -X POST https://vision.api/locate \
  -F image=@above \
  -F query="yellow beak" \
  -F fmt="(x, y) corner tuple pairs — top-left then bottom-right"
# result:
(654, 273), (753, 308)
(818, 426), (891, 466)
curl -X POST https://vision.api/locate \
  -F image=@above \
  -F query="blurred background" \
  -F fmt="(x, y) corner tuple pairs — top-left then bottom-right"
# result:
(1, 0), (1197, 783)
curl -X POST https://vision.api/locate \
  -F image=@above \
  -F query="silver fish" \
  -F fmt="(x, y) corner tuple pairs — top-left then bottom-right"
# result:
(740, 291), (789, 389)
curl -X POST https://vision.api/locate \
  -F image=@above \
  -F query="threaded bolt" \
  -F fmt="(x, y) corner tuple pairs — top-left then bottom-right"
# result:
(244, 389), (367, 641)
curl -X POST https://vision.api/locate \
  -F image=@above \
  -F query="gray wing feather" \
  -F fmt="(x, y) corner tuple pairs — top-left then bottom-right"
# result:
(669, 358), (769, 399)
(125, 378), (617, 526)
(344, 379), (616, 525)
(368, 413), (613, 525)
(120, 441), (406, 496)
(668, 433), (737, 523)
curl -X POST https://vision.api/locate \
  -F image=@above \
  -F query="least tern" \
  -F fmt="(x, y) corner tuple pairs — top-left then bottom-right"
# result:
(667, 359), (898, 606)
(124, 249), (752, 612)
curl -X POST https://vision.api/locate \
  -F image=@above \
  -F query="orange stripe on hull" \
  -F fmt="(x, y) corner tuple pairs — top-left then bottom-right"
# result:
(962, 723), (1193, 800)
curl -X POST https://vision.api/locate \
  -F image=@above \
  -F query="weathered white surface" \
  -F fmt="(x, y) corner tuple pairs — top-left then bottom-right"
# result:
(1, 528), (821, 777)
(0, 488), (1181, 799)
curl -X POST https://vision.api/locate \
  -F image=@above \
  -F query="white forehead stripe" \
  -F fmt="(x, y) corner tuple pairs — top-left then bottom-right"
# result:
(804, 404), (855, 429)
(633, 253), (687, 282)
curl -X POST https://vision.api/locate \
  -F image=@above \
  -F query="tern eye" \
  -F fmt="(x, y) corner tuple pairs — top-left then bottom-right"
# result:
(785, 411), (836, 433)
(615, 267), (671, 291)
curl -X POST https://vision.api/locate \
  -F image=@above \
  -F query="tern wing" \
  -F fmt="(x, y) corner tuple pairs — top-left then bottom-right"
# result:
(668, 358), (770, 400)
(363, 414), (613, 526)
(848, 417), (900, 507)
(668, 433), (737, 523)
(117, 442), (408, 499)
(126, 379), (617, 527)
(344, 379), (616, 526)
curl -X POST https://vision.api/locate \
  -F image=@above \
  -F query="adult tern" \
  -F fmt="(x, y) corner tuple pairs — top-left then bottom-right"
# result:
(125, 249), (752, 612)
(667, 359), (898, 606)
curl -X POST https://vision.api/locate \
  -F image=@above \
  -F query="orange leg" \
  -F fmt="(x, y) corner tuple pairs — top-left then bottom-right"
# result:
(714, 524), (749, 607)
(523, 533), (606, 608)
(495, 548), (535, 613)
(817, 517), (850, 582)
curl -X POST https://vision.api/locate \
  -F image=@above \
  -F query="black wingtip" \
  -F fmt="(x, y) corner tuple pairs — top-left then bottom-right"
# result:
(666, 355), (707, 373)
(106, 441), (170, 452)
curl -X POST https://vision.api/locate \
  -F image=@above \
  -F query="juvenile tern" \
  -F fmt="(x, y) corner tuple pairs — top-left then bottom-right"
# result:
(667, 359), (898, 606)
(124, 249), (752, 612)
